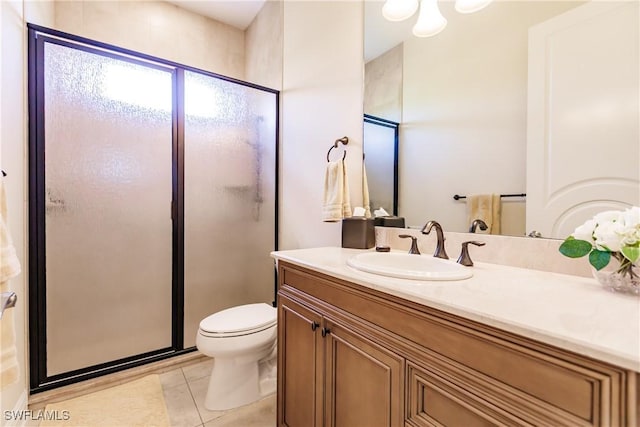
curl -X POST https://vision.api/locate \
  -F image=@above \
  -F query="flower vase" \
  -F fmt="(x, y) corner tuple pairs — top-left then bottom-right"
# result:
(591, 260), (640, 296)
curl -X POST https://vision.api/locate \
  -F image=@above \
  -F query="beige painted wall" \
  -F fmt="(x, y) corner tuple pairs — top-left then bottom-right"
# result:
(364, 44), (402, 122)
(53, 1), (246, 79)
(246, 0), (282, 90)
(398, 1), (580, 235)
(280, 1), (364, 250)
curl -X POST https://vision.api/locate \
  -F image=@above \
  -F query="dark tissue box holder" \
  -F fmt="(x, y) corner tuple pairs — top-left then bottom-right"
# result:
(341, 217), (375, 249)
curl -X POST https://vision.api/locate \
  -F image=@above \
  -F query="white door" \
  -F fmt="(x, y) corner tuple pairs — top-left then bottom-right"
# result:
(526, 1), (639, 239)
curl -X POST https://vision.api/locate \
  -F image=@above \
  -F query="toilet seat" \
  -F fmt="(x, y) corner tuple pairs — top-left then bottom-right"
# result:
(199, 303), (276, 337)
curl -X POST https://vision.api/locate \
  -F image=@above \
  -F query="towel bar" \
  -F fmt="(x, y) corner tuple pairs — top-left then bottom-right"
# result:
(1, 292), (17, 320)
(453, 193), (526, 200)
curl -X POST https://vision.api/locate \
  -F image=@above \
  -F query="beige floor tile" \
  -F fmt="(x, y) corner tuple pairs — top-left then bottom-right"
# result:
(187, 375), (228, 423)
(162, 382), (203, 427)
(159, 367), (187, 390)
(203, 394), (276, 427)
(182, 359), (214, 383)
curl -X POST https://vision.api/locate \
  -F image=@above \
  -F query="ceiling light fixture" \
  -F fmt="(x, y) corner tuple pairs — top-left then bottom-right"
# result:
(412, 0), (447, 37)
(381, 0), (493, 37)
(382, 0), (419, 22)
(454, 0), (493, 14)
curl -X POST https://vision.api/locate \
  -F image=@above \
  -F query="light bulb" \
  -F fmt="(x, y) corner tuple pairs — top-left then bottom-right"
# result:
(382, 0), (419, 22)
(412, 0), (447, 37)
(455, 0), (493, 14)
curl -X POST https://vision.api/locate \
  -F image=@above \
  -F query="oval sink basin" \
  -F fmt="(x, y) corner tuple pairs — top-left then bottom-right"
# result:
(347, 252), (472, 281)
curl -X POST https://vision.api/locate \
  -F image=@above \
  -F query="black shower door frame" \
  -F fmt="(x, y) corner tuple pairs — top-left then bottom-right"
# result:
(27, 24), (279, 394)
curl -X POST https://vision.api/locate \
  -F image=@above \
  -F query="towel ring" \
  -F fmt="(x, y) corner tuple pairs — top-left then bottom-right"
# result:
(327, 136), (349, 162)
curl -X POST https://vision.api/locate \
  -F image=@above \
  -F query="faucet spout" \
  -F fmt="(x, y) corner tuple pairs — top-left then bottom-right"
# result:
(420, 220), (449, 259)
(469, 219), (488, 233)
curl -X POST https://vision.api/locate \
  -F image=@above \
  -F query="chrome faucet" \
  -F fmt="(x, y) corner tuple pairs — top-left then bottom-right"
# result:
(420, 220), (449, 259)
(399, 234), (421, 255)
(469, 219), (488, 233)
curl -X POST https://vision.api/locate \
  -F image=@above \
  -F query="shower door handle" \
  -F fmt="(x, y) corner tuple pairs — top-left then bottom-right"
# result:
(0, 292), (17, 320)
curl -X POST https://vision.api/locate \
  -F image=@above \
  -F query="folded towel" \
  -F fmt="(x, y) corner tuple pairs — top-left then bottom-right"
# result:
(0, 280), (18, 389)
(467, 194), (502, 234)
(362, 162), (372, 218)
(322, 160), (352, 222)
(0, 181), (20, 284)
(1, 179), (20, 389)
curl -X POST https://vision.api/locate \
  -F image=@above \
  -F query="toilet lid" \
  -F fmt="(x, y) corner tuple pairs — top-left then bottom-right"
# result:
(199, 303), (277, 334)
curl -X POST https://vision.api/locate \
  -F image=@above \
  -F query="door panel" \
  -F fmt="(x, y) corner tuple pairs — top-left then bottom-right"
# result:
(526, 2), (639, 238)
(278, 295), (323, 427)
(43, 42), (174, 375)
(324, 320), (403, 427)
(183, 70), (277, 347)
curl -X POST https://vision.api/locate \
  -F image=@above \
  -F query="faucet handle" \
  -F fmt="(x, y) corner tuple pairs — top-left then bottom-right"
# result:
(399, 234), (421, 255)
(457, 241), (486, 266)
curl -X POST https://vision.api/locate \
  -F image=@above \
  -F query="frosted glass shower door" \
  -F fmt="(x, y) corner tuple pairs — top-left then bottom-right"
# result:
(183, 71), (277, 347)
(43, 42), (174, 375)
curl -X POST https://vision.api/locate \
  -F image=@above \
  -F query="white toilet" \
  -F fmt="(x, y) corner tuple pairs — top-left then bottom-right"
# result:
(196, 303), (277, 411)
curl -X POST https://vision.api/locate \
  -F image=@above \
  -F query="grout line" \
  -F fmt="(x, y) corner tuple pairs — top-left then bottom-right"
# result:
(183, 366), (205, 426)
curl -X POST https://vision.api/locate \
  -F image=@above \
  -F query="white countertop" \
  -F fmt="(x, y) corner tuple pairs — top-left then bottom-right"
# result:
(271, 247), (640, 372)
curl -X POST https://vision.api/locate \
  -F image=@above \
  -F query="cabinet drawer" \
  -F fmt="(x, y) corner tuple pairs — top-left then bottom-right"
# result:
(406, 362), (528, 427)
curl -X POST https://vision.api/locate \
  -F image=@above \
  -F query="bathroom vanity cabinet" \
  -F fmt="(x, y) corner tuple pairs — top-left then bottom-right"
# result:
(276, 260), (638, 427)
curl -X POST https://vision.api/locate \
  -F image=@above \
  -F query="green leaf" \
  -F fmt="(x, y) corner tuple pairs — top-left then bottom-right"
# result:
(621, 245), (640, 264)
(589, 250), (611, 271)
(559, 239), (592, 258)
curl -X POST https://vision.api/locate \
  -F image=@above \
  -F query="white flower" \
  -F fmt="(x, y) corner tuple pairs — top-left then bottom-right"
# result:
(593, 220), (623, 252)
(572, 219), (597, 242)
(572, 206), (640, 252)
(619, 206), (640, 246)
(593, 210), (623, 224)
(562, 206), (640, 274)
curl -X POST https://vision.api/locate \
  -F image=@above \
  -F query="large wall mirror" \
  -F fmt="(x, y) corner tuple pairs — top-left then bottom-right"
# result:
(364, 0), (639, 238)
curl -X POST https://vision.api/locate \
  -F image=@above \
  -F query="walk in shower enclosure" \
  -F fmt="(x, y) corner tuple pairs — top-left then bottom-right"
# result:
(28, 26), (278, 392)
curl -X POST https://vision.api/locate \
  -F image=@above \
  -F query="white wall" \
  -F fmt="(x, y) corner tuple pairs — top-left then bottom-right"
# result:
(280, 1), (364, 250)
(398, 1), (579, 234)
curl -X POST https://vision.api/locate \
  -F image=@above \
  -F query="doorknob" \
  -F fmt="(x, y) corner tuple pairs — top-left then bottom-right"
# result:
(311, 322), (319, 331)
(0, 292), (17, 320)
(321, 327), (330, 337)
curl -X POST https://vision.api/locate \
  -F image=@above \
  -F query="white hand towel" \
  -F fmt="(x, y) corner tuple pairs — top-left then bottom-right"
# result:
(322, 160), (352, 222)
(362, 162), (372, 218)
(1, 180), (21, 389)
(466, 194), (502, 234)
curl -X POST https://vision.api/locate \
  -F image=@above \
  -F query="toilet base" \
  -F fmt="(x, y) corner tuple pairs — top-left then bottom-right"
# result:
(204, 354), (277, 411)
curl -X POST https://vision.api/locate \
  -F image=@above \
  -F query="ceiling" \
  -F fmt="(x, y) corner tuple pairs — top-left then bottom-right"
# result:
(166, 0), (267, 30)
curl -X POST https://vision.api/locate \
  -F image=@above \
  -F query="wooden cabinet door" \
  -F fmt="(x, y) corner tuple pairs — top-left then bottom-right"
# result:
(323, 319), (404, 427)
(278, 295), (323, 427)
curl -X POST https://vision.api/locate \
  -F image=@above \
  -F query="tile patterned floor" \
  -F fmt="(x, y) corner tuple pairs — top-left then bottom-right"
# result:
(159, 359), (276, 427)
